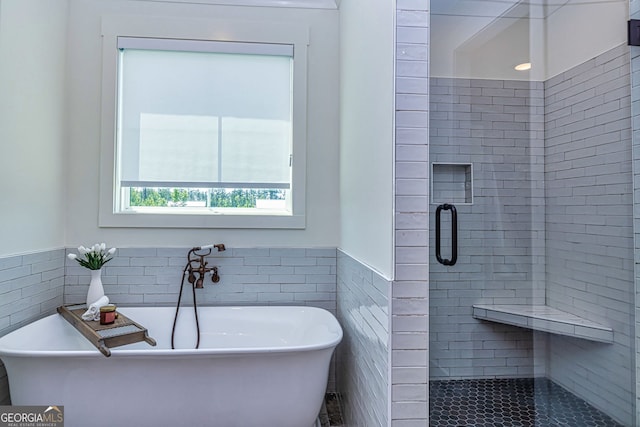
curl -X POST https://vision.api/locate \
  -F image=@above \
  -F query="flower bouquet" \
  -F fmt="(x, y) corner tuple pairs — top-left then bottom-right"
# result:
(68, 243), (116, 270)
(68, 243), (116, 306)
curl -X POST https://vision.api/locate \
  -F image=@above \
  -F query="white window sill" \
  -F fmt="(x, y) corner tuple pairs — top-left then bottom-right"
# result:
(140, 0), (338, 9)
(99, 210), (305, 229)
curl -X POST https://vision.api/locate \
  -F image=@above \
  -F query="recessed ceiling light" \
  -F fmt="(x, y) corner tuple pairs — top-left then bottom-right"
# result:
(515, 62), (532, 71)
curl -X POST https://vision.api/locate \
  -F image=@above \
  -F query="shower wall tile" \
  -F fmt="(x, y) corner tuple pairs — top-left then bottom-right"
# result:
(633, 0), (640, 18)
(631, 40), (640, 426)
(393, 1), (430, 425)
(545, 43), (634, 426)
(336, 251), (390, 427)
(0, 249), (65, 405)
(429, 77), (546, 381)
(64, 247), (336, 313)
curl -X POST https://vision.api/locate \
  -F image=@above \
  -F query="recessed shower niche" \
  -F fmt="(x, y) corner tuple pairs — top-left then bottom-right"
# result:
(430, 162), (473, 205)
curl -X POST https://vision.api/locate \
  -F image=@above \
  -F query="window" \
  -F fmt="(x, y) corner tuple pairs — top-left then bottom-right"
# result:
(99, 18), (308, 228)
(117, 38), (293, 213)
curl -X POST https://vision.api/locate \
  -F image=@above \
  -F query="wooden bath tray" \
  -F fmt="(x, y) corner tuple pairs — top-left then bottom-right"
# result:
(57, 305), (157, 357)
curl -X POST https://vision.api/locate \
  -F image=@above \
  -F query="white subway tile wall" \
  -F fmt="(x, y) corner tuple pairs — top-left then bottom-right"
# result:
(0, 249), (65, 404)
(64, 248), (337, 312)
(336, 251), (391, 427)
(393, 0), (430, 425)
(545, 44), (634, 426)
(428, 76), (547, 381)
(631, 12), (640, 420)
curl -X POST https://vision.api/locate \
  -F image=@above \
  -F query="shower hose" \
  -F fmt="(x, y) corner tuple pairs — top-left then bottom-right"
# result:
(171, 259), (202, 349)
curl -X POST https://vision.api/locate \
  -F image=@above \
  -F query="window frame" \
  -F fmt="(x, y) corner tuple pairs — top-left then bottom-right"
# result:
(99, 16), (308, 229)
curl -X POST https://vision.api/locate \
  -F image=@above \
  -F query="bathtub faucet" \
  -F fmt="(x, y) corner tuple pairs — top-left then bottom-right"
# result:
(187, 244), (225, 288)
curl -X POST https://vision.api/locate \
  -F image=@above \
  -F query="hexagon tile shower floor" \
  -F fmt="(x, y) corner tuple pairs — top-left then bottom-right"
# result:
(429, 378), (622, 427)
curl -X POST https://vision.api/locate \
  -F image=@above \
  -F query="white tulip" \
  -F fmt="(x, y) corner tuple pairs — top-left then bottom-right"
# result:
(107, 248), (116, 255)
(92, 243), (100, 253)
(67, 253), (77, 260)
(78, 246), (88, 255)
(100, 243), (106, 251)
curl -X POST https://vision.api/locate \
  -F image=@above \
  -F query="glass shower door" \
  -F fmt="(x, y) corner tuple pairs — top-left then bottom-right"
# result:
(429, 1), (636, 425)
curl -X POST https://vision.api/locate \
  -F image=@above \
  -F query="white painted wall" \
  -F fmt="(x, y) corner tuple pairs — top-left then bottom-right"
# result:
(546, 1), (628, 79)
(0, 0), (68, 257)
(64, 0), (340, 249)
(431, 0), (627, 81)
(338, 0), (395, 279)
(431, 12), (544, 80)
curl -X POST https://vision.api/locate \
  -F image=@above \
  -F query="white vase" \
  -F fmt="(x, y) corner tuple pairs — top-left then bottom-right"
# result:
(86, 268), (105, 307)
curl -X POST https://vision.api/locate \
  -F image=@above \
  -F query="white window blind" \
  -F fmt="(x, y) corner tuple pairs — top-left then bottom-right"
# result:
(117, 37), (293, 189)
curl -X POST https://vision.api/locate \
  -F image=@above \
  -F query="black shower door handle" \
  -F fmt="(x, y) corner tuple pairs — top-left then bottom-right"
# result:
(436, 203), (458, 266)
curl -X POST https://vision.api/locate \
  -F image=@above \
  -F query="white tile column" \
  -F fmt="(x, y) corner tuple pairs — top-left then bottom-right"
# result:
(392, 1), (430, 425)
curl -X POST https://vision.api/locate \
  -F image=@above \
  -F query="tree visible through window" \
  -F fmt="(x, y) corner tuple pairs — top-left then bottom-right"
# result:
(129, 188), (286, 208)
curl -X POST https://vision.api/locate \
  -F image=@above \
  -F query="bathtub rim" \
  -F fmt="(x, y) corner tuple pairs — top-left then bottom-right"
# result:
(0, 305), (343, 358)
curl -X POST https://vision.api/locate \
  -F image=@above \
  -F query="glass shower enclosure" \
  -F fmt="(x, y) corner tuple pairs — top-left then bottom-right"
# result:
(428, 0), (637, 425)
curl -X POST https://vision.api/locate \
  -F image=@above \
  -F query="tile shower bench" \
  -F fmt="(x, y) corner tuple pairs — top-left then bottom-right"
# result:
(472, 304), (613, 343)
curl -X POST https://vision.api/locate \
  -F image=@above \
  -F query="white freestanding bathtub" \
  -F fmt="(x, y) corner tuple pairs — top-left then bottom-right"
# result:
(0, 306), (342, 427)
